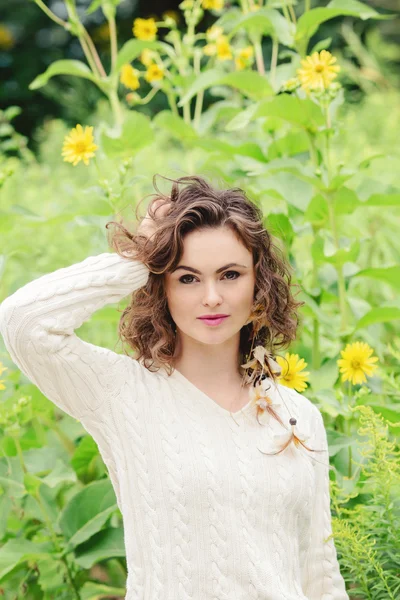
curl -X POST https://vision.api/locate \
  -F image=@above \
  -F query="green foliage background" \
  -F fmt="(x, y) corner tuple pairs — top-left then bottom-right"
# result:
(0, 0), (400, 598)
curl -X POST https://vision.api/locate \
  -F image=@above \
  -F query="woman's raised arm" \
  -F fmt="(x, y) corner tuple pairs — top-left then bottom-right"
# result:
(0, 252), (150, 420)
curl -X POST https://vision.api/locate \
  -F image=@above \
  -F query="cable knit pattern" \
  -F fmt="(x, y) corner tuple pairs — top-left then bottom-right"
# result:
(0, 252), (349, 600)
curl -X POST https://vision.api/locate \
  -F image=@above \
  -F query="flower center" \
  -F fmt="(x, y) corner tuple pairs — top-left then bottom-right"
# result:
(315, 64), (324, 72)
(74, 141), (88, 154)
(351, 360), (362, 369)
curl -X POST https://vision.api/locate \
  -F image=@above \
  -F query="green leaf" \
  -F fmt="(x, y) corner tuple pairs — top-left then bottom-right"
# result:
(36, 556), (65, 592)
(333, 187), (360, 215)
(353, 266), (400, 292)
(362, 193), (400, 206)
(153, 110), (198, 141)
(258, 171), (313, 211)
(178, 69), (274, 107)
(308, 361), (339, 394)
(29, 60), (99, 90)
(253, 94), (325, 129)
(116, 39), (173, 71)
(101, 112), (154, 158)
(59, 479), (118, 550)
(75, 526), (125, 568)
(72, 435), (100, 478)
(309, 37), (333, 54)
(326, 431), (354, 455)
(0, 456), (25, 498)
(356, 307), (400, 329)
(0, 538), (51, 581)
(79, 581), (127, 600)
(295, 0), (391, 49)
(227, 8), (295, 47)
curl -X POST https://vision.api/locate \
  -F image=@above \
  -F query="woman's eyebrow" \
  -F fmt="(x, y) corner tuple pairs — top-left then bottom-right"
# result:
(172, 263), (249, 274)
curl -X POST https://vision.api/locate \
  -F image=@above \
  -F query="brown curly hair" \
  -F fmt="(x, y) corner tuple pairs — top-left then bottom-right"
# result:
(105, 174), (304, 379)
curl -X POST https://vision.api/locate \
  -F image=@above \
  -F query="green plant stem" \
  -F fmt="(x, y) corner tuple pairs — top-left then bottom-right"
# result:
(253, 36), (265, 75)
(306, 130), (319, 167)
(288, 3), (297, 23)
(14, 437), (27, 474)
(347, 381), (353, 478)
(325, 193), (348, 332)
(305, 0), (311, 11)
(280, 0), (291, 21)
(33, 0), (70, 29)
(270, 37), (278, 85)
(312, 317), (320, 370)
(322, 101), (349, 333)
(165, 88), (179, 116)
(34, 490), (81, 600)
(109, 89), (123, 127)
(80, 34), (101, 77)
(82, 26), (107, 78)
(39, 415), (76, 455)
(193, 48), (204, 129)
(108, 14), (118, 73)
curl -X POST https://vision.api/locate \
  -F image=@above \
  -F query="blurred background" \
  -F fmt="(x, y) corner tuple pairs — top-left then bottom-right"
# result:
(1, 0), (399, 153)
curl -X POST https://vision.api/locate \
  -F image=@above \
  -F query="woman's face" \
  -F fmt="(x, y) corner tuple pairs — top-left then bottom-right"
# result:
(164, 225), (256, 346)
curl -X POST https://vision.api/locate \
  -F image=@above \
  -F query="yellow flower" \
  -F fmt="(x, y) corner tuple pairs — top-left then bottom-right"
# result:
(337, 341), (379, 386)
(206, 25), (224, 41)
(234, 46), (254, 70)
(276, 353), (310, 392)
(133, 17), (158, 41)
(144, 63), (164, 83)
(139, 48), (158, 66)
(202, 0), (224, 9)
(62, 124), (98, 167)
(0, 24), (14, 50)
(297, 50), (340, 92)
(120, 64), (140, 90)
(0, 361), (8, 390)
(216, 35), (232, 61)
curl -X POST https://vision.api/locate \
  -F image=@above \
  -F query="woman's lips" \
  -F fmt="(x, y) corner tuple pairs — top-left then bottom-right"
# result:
(198, 316), (229, 326)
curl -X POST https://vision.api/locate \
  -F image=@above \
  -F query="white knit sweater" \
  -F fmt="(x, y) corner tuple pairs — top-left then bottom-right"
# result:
(0, 252), (349, 600)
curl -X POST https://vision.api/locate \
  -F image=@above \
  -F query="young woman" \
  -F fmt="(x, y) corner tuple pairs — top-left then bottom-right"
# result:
(0, 174), (349, 599)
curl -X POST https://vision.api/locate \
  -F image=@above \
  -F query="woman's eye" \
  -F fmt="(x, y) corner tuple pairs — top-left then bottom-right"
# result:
(179, 271), (240, 284)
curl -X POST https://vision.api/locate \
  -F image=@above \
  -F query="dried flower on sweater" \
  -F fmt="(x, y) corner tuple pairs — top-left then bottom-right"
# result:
(241, 345), (282, 385)
(248, 377), (286, 427)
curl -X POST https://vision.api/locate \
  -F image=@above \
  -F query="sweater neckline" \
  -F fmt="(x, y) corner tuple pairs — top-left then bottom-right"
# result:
(170, 367), (255, 417)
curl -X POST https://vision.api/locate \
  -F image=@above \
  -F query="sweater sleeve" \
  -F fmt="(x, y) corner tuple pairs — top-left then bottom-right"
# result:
(0, 252), (150, 420)
(301, 407), (349, 600)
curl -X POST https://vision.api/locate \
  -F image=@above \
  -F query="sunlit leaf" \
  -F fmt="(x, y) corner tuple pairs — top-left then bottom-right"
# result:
(178, 70), (274, 107)
(356, 307), (400, 329)
(29, 60), (100, 90)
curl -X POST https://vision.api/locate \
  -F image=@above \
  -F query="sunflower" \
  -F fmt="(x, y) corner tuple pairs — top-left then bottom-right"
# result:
(133, 17), (158, 41)
(337, 341), (379, 385)
(275, 353), (310, 392)
(297, 50), (340, 92)
(120, 64), (140, 90)
(61, 124), (98, 167)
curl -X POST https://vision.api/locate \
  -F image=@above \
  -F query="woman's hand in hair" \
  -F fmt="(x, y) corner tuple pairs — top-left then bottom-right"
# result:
(137, 198), (172, 241)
